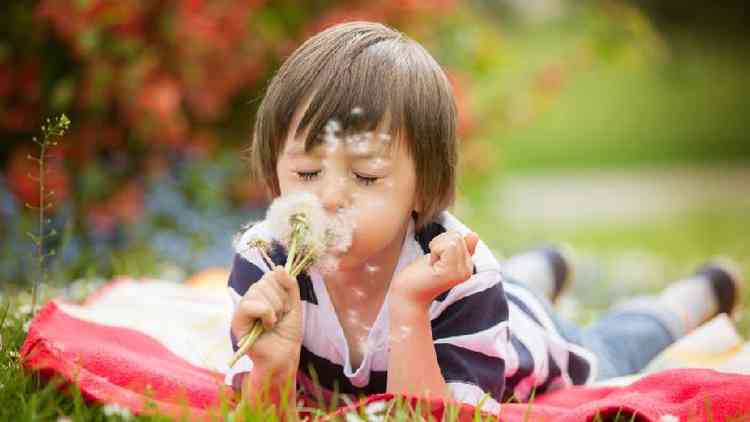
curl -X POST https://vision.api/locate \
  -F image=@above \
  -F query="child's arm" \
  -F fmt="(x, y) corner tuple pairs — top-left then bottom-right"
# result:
(227, 252), (304, 408)
(387, 231), (480, 401)
(387, 294), (453, 400)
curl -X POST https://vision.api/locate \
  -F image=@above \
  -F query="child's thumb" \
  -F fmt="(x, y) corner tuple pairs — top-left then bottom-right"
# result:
(464, 232), (480, 256)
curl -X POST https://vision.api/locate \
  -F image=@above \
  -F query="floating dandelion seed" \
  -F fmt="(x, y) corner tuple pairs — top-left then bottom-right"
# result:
(323, 119), (342, 152)
(390, 325), (414, 344)
(352, 288), (366, 299)
(350, 106), (364, 116)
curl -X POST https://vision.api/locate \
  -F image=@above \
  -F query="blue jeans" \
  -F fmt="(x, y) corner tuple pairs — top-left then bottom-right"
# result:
(503, 276), (681, 381)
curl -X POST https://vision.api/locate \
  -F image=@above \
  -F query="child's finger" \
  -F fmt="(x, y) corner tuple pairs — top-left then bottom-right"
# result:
(464, 232), (479, 256)
(255, 281), (285, 315)
(238, 299), (277, 330)
(273, 266), (300, 303)
(429, 231), (462, 265)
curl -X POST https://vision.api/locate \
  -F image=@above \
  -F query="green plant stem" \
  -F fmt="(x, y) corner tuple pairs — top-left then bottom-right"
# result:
(229, 322), (264, 368)
(30, 139), (46, 315)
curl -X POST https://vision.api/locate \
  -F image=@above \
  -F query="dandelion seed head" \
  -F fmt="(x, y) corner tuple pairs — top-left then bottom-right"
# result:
(326, 207), (354, 253)
(313, 205), (354, 274)
(267, 191), (328, 254)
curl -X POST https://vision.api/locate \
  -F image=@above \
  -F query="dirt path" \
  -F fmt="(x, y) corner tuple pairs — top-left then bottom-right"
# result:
(494, 164), (750, 226)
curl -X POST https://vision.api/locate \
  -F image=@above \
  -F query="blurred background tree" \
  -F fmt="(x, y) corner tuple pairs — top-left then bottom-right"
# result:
(1, 1), (748, 315)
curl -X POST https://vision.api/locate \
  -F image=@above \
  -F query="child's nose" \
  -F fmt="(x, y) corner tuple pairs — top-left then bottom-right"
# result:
(318, 176), (350, 212)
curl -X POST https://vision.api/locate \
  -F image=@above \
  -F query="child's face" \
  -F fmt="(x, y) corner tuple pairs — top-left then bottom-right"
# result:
(276, 117), (418, 273)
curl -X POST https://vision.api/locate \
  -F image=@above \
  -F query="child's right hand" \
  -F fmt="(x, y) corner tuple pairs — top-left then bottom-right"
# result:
(230, 266), (304, 370)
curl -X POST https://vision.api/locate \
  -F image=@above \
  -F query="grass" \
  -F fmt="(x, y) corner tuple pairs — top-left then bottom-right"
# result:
(2, 197), (748, 420)
(4, 15), (750, 422)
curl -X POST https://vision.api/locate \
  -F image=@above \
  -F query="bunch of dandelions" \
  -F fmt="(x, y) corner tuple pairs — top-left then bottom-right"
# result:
(229, 192), (352, 368)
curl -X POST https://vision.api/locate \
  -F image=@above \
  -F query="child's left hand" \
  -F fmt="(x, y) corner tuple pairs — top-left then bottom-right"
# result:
(391, 230), (480, 307)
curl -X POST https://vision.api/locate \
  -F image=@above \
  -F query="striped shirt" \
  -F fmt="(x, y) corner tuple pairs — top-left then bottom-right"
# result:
(225, 211), (596, 411)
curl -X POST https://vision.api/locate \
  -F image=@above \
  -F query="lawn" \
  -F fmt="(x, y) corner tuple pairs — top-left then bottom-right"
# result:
(3, 15), (750, 422)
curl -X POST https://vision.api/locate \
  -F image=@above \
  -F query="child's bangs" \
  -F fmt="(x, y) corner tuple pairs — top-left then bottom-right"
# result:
(295, 41), (410, 154)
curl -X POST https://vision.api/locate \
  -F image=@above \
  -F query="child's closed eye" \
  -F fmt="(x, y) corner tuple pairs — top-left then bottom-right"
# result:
(297, 171), (320, 181)
(296, 170), (379, 186)
(354, 173), (379, 186)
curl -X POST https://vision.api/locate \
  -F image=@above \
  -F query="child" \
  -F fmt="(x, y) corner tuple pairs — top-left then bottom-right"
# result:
(226, 21), (744, 412)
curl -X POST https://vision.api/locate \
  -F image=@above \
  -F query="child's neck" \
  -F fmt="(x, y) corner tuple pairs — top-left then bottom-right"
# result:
(325, 219), (411, 308)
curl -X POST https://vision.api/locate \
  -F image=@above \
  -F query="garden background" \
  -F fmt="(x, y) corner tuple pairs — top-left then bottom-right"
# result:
(1, 0), (749, 419)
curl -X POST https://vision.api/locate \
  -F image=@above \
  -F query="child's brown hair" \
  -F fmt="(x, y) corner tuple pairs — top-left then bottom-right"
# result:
(250, 21), (457, 229)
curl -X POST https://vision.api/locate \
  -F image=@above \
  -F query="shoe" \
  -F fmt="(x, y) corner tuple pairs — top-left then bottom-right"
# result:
(503, 244), (575, 304)
(541, 245), (575, 304)
(695, 257), (745, 317)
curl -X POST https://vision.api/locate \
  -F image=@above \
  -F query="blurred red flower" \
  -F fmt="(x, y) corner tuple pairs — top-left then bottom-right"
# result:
(6, 146), (70, 210)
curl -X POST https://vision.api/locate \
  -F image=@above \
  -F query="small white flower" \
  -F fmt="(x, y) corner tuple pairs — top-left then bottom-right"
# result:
(23, 320), (31, 332)
(364, 400), (387, 421)
(16, 304), (32, 317)
(659, 415), (679, 422)
(101, 403), (132, 419)
(345, 413), (366, 422)
(57, 417), (73, 422)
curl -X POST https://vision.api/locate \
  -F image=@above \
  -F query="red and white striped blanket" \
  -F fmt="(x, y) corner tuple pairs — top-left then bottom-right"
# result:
(19, 276), (750, 421)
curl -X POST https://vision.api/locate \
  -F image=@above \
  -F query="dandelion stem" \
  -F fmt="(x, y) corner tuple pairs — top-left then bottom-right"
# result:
(258, 247), (274, 271)
(285, 233), (298, 274)
(291, 248), (316, 277)
(228, 320), (264, 368)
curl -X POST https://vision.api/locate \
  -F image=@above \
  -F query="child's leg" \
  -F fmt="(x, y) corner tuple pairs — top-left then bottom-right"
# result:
(502, 246), (574, 304)
(571, 260), (743, 380)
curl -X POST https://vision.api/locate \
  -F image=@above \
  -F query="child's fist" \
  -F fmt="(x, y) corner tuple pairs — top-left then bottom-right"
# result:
(231, 266), (303, 368)
(391, 231), (479, 306)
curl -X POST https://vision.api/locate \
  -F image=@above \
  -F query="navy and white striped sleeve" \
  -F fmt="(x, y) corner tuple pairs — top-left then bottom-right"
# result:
(429, 269), (510, 413)
(227, 252), (268, 352)
(225, 225), (275, 389)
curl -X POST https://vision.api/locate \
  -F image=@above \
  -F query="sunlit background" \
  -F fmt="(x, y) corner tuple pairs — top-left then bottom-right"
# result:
(2, 0), (749, 326)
